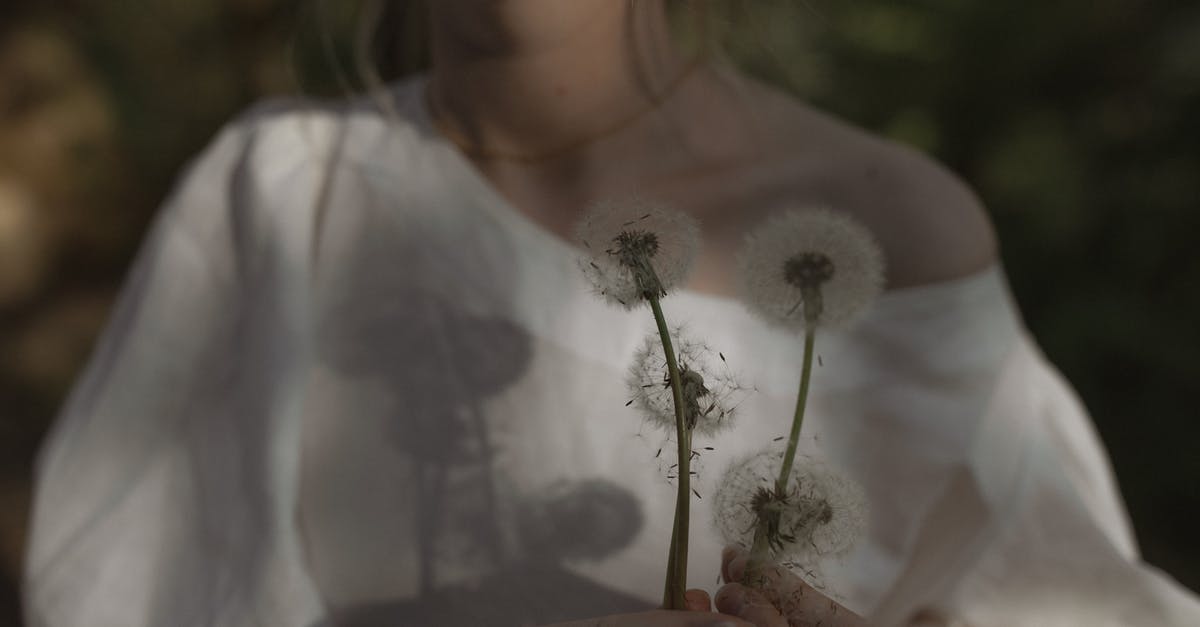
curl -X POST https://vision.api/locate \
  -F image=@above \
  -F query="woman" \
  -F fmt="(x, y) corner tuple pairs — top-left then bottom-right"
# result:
(24, 1), (1200, 626)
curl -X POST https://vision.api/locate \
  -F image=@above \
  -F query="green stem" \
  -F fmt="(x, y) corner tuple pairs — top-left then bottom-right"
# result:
(744, 328), (817, 587)
(663, 499), (679, 606)
(649, 296), (691, 610)
(775, 328), (816, 493)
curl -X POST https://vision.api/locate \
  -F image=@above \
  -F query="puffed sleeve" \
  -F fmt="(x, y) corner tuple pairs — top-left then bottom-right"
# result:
(850, 277), (1200, 626)
(941, 339), (1200, 626)
(23, 102), (331, 627)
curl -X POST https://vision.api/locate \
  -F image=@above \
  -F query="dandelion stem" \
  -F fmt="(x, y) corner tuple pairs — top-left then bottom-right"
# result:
(776, 328), (816, 494)
(745, 327), (817, 585)
(649, 295), (691, 611)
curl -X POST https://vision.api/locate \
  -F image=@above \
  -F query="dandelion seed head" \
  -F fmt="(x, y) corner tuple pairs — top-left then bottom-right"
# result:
(713, 449), (867, 565)
(783, 252), (835, 289)
(574, 198), (700, 309)
(738, 208), (885, 331)
(625, 327), (745, 438)
(613, 229), (660, 265)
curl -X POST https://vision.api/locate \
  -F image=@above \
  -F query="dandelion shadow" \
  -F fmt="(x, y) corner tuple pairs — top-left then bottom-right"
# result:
(323, 479), (648, 627)
(313, 283), (528, 594)
(304, 205), (647, 625)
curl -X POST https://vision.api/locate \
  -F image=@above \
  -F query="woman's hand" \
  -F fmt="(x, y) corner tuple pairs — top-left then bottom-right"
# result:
(546, 589), (754, 626)
(714, 547), (869, 627)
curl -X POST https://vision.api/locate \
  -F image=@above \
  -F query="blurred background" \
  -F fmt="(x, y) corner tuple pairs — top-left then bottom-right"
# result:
(1, 0), (1197, 624)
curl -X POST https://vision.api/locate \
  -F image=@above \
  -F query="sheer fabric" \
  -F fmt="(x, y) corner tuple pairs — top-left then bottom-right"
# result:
(25, 77), (1200, 626)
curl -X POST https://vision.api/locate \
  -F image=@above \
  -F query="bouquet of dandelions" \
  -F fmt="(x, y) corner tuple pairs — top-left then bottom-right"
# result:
(572, 200), (883, 614)
(713, 208), (885, 618)
(574, 198), (745, 610)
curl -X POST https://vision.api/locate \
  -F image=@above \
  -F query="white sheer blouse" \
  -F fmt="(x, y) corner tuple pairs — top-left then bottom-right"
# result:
(24, 77), (1200, 627)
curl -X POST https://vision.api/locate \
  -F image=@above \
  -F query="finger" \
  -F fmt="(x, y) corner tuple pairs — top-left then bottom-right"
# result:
(908, 609), (951, 626)
(685, 588), (713, 612)
(736, 558), (795, 596)
(643, 609), (752, 627)
(722, 548), (749, 584)
(629, 610), (749, 627)
(746, 570), (868, 627)
(714, 583), (788, 627)
(556, 609), (752, 627)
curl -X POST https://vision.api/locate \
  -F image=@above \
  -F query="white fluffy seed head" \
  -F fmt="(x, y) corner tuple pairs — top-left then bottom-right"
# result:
(625, 327), (744, 438)
(574, 198), (701, 310)
(713, 449), (867, 565)
(738, 208), (885, 331)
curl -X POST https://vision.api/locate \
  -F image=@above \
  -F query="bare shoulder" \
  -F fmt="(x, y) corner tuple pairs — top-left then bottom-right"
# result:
(820, 130), (999, 289)
(727, 76), (999, 289)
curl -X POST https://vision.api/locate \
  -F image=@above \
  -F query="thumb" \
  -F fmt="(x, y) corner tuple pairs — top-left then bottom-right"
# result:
(715, 583), (788, 627)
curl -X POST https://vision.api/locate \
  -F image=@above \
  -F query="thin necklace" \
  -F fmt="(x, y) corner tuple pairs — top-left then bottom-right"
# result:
(425, 56), (702, 164)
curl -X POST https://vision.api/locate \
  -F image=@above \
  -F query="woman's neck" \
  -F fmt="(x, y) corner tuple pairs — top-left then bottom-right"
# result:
(425, 0), (688, 161)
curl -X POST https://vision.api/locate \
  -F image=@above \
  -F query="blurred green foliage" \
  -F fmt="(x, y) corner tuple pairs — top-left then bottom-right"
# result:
(1, 0), (1196, 623)
(788, 1), (1200, 589)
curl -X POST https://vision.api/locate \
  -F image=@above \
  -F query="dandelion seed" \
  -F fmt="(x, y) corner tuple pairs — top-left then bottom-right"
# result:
(574, 198), (700, 309)
(713, 449), (867, 567)
(625, 327), (746, 437)
(737, 208), (884, 331)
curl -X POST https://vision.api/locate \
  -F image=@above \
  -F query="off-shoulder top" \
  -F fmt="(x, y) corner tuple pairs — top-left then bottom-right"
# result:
(24, 76), (1200, 627)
